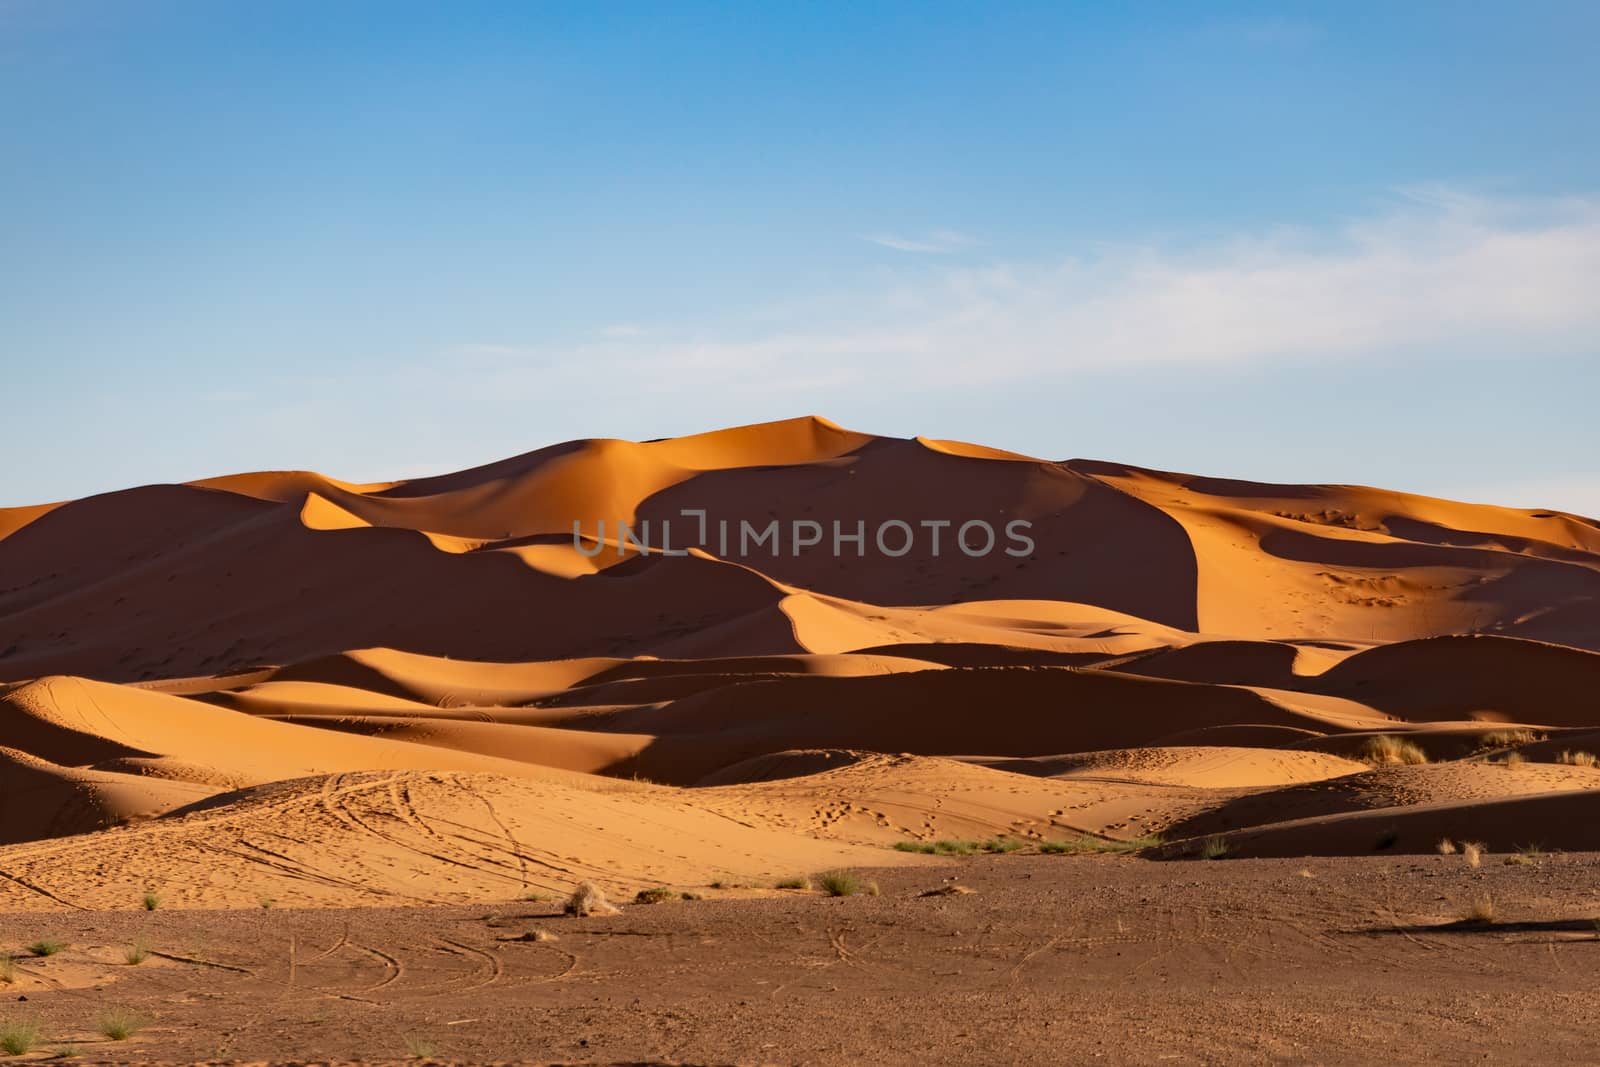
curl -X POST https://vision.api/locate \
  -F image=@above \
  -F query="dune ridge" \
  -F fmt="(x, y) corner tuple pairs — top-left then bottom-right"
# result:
(2, 416), (1599, 907)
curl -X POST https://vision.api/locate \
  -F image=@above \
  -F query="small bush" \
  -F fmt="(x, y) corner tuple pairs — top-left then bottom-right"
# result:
(1476, 729), (1541, 750)
(1201, 836), (1230, 860)
(633, 887), (677, 905)
(25, 941), (64, 958)
(97, 1009), (146, 1041)
(892, 840), (937, 854)
(1557, 750), (1598, 767)
(775, 876), (809, 890)
(140, 892), (160, 911)
(1040, 834), (1164, 855)
(0, 1020), (39, 1056)
(124, 938), (149, 966)
(816, 871), (860, 897)
(1436, 838), (1457, 855)
(563, 882), (619, 917)
(1360, 735), (1428, 766)
(980, 837), (1023, 854)
(1463, 841), (1485, 868)
(1462, 895), (1496, 924)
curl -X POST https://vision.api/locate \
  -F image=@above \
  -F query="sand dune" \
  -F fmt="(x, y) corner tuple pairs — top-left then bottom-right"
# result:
(2, 417), (1600, 904)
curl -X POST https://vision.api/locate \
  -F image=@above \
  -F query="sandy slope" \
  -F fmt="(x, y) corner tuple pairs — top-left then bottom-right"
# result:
(2, 416), (1599, 905)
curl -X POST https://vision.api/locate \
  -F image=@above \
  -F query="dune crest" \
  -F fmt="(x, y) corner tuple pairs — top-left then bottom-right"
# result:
(3, 417), (1599, 902)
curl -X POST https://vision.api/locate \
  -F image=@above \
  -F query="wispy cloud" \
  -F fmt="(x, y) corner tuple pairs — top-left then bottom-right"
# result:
(863, 230), (975, 254)
(561, 190), (1600, 390)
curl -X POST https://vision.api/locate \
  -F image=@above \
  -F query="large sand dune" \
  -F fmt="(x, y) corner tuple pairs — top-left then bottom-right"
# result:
(3, 416), (1599, 907)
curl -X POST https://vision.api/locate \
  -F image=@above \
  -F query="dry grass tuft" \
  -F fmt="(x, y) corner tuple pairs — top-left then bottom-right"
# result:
(563, 882), (619, 917)
(1502, 751), (1528, 767)
(1557, 750), (1598, 767)
(123, 937), (149, 966)
(1200, 836), (1231, 860)
(0, 1019), (39, 1056)
(816, 871), (860, 897)
(1462, 841), (1485, 868)
(97, 1008), (146, 1041)
(1436, 838), (1457, 855)
(775, 876), (809, 890)
(1462, 895), (1496, 924)
(0, 955), (13, 985)
(1476, 729), (1542, 750)
(1360, 735), (1428, 766)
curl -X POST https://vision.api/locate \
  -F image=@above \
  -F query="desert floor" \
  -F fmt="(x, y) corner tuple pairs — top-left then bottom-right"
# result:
(3, 853), (1598, 1065)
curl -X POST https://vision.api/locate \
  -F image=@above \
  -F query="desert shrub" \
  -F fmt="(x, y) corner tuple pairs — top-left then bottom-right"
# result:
(0, 1020), (38, 1056)
(25, 941), (64, 958)
(892, 841), (936, 854)
(140, 892), (160, 911)
(1042, 834), (1163, 855)
(124, 938), (149, 966)
(97, 1009), (146, 1041)
(633, 887), (677, 905)
(1360, 735), (1428, 766)
(980, 837), (1023, 854)
(563, 882), (619, 917)
(1476, 729), (1541, 750)
(815, 871), (860, 897)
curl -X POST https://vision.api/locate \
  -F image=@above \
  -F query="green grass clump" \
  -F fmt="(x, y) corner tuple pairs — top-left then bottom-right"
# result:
(1040, 834), (1165, 855)
(980, 837), (1024, 853)
(124, 938), (149, 966)
(97, 1009), (146, 1042)
(0, 1020), (39, 1056)
(25, 941), (64, 958)
(893, 837), (1024, 855)
(140, 892), (160, 911)
(774, 876), (809, 890)
(815, 871), (860, 897)
(1360, 734), (1428, 766)
(1200, 836), (1231, 860)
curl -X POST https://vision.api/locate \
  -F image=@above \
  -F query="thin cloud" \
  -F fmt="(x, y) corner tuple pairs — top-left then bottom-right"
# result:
(628, 191), (1600, 387)
(864, 230), (974, 254)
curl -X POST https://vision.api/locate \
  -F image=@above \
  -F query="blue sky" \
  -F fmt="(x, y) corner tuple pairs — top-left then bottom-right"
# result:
(3, 1), (1598, 513)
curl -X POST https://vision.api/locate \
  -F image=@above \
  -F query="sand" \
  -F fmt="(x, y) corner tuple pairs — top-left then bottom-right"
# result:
(1, 416), (1599, 902)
